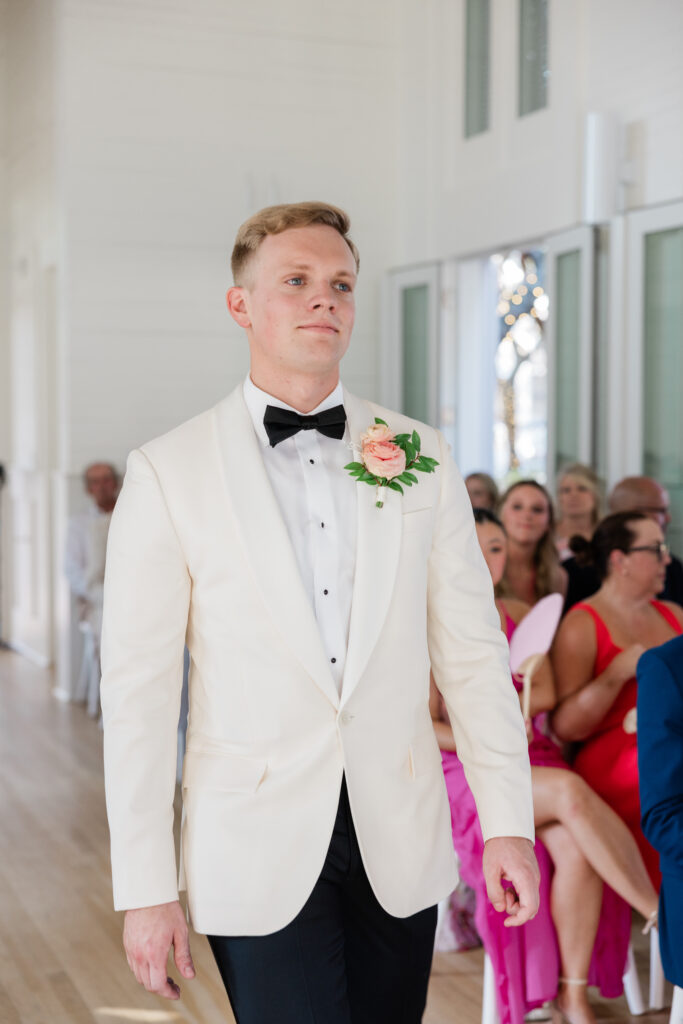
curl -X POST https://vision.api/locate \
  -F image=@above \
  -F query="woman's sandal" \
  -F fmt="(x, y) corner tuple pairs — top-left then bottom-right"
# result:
(550, 979), (590, 1024)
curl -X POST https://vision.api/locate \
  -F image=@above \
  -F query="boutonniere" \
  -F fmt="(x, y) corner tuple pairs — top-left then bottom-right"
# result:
(345, 418), (439, 508)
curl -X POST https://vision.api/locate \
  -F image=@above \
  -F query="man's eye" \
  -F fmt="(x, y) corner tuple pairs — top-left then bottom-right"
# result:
(286, 277), (304, 286)
(336, 281), (352, 292)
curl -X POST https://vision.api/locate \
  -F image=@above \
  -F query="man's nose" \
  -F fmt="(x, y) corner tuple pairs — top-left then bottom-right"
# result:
(310, 285), (336, 309)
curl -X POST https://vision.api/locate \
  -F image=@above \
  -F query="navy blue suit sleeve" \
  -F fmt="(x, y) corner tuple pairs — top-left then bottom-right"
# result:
(637, 648), (683, 868)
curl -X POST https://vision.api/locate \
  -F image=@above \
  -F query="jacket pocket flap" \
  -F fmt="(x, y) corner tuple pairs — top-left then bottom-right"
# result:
(182, 749), (267, 793)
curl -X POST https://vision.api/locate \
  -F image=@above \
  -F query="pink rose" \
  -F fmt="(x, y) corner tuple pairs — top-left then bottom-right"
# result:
(362, 439), (406, 480)
(360, 423), (395, 444)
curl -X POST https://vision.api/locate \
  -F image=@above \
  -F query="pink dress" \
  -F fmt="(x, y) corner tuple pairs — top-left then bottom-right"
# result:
(439, 607), (630, 1024)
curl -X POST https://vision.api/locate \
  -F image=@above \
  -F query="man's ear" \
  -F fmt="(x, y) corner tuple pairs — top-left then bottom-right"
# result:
(226, 286), (251, 329)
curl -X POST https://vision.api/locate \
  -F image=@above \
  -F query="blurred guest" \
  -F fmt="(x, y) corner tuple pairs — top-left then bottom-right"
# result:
(432, 509), (657, 1024)
(65, 462), (119, 713)
(65, 462), (120, 604)
(638, 635), (683, 987)
(465, 471), (499, 511)
(555, 464), (602, 561)
(498, 480), (567, 605)
(551, 512), (683, 887)
(563, 475), (683, 611)
(610, 477), (683, 603)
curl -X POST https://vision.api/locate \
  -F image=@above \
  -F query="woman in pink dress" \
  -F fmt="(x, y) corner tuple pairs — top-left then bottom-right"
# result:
(431, 509), (658, 1024)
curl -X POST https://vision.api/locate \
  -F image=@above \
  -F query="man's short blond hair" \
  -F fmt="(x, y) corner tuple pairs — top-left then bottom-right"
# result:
(231, 201), (360, 285)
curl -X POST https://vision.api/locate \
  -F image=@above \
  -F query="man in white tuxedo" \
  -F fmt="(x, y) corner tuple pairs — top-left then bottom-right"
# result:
(101, 202), (539, 1023)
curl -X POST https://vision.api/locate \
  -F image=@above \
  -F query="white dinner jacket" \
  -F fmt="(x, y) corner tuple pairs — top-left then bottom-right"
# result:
(100, 386), (534, 936)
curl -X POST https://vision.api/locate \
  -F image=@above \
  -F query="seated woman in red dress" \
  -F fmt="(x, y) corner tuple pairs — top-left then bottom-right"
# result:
(552, 511), (683, 889)
(432, 509), (658, 1024)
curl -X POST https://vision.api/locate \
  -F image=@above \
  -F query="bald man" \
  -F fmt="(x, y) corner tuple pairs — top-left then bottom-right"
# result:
(65, 463), (120, 603)
(563, 475), (683, 611)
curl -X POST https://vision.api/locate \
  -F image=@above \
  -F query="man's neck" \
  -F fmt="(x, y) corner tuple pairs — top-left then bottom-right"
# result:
(249, 369), (340, 414)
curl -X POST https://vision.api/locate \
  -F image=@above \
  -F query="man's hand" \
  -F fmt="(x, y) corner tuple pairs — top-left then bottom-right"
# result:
(123, 900), (195, 1000)
(482, 836), (540, 927)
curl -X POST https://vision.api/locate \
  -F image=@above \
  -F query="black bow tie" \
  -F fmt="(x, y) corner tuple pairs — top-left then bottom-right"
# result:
(263, 404), (347, 447)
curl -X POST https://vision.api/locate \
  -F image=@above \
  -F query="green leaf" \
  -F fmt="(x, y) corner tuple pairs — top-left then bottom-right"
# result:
(412, 462), (432, 472)
(393, 433), (410, 445)
(412, 430), (421, 450)
(396, 473), (414, 486)
(374, 417), (388, 426)
(404, 442), (417, 463)
(344, 461), (365, 472)
(388, 480), (404, 494)
(362, 478), (376, 488)
(402, 471), (418, 484)
(360, 472), (377, 483)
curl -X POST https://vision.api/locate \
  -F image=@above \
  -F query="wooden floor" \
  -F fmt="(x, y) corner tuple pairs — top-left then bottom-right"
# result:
(0, 648), (671, 1024)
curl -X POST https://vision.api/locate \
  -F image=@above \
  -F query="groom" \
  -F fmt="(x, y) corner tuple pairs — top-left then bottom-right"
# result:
(101, 201), (538, 1023)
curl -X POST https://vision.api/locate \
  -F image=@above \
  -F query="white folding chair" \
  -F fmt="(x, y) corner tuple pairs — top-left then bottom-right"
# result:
(669, 986), (683, 1024)
(481, 952), (500, 1024)
(621, 930), (668, 1015)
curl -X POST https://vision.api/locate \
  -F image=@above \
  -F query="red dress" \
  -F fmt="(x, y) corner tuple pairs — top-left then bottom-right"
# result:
(572, 600), (682, 889)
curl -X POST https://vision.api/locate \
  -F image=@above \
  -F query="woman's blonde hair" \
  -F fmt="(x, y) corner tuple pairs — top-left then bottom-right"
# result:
(498, 479), (560, 602)
(231, 201), (359, 285)
(556, 462), (603, 527)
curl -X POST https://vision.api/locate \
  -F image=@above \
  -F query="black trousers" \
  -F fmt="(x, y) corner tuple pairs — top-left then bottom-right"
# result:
(208, 778), (437, 1024)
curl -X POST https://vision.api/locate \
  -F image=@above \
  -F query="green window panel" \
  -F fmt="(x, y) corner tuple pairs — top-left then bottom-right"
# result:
(465, 0), (490, 138)
(643, 227), (683, 554)
(402, 285), (429, 423)
(554, 249), (581, 472)
(519, 0), (549, 117)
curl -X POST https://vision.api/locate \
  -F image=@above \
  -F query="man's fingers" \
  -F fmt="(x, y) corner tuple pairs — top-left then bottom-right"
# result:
(148, 962), (181, 1000)
(504, 888), (519, 914)
(173, 926), (196, 980)
(484, 872), (508, 912)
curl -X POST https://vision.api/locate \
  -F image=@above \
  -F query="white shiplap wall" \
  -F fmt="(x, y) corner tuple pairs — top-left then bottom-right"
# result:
(395, 0), (683, 264)
(61, 0), (399, 469)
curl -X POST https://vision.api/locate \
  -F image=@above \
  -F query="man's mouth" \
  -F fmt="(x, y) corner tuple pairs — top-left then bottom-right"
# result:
(299, 323), (339, 333)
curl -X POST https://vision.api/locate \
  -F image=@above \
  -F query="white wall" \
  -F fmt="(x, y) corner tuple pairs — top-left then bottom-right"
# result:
(395, 0), (683, 264)
(61, 0), (399, 471)
(3, 0), (401, 680)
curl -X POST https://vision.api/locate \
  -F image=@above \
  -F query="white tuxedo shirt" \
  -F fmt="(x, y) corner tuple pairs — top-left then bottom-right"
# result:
(242, 376), (356, 693)
(100, 386), (534, 936)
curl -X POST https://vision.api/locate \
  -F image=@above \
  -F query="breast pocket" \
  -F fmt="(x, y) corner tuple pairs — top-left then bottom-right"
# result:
(401, 507), (433, 533)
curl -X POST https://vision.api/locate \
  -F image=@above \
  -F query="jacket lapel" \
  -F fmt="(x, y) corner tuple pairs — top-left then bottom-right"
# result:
(214, 388), (340, 709)
(341, 392), (403, 708)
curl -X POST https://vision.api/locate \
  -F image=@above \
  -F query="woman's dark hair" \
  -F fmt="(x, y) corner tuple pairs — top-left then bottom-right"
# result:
(570, 511), (648, 581)
(472, 507), (504, 529)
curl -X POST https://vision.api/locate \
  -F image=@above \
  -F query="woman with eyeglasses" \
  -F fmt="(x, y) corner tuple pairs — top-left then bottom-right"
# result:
(551, 512), (683, 888)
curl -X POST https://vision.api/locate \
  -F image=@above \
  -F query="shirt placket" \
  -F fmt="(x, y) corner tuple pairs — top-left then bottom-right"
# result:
(294, 429), (346, 692)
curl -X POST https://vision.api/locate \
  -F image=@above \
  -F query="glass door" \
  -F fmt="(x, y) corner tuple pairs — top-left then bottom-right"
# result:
(623, 203), (683, 556)
(544, 226), (596, 479)
(382, 265), (440, 425)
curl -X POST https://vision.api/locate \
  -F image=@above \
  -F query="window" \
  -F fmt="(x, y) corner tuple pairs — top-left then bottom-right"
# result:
(402, 285), (430, 422)
(554, 250), (581, 471)
(643, 227), (683, 555)
(492, 250), (548, 482)
(519, 0), (548, 117)
(464, 0), (490, 138)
